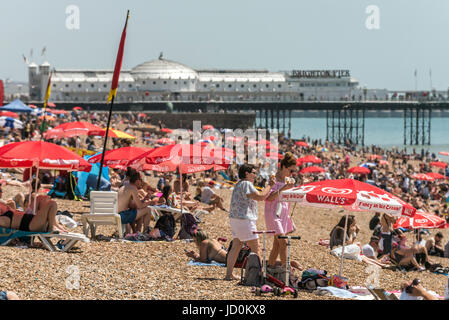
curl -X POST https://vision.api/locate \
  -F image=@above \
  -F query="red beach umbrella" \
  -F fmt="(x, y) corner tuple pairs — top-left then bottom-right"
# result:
(281, 179), (416, 218)
(160, 128), (173, 134)
(300, 166), (325, 174)
(394, 212), (448, 230)
(411, 173), (435, 181)
(46, 102), (56, 108)
(295, 141), (309, 148)
(72, 106), (83, 111)
(0, 140), (91, 171)
(438, 151), (449, 157)
(87, 146), (152, 167)
(297, 155), (322, 165)
(347, 166), (371, 175)
(0, 111), (19, 118)
(50, 121), (103, 138)
(202, 125), (214, 130)
(156, 138), (176, 145)
(430, 161), (447, 168)
(281, 178), (416, 277)
(368, 154), (382, 160)
(425, 172), (447, 180)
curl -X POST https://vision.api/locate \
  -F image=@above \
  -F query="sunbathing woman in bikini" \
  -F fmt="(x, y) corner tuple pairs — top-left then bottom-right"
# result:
(0, 180), (68, 233)
(185, 229), (227, 264)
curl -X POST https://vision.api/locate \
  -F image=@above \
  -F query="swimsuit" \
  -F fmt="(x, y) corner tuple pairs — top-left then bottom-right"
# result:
(19, 214), (34, 232)
(0, 211), (14, 228)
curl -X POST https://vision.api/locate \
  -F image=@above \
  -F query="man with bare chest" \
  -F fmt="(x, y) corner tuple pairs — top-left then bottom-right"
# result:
(117, 169), (153, 234)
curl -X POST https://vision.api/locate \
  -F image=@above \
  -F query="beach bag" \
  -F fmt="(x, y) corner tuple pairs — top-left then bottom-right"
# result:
(155, 214), (176, 238)
(300, 269), (329, 291)
(329, 275), (349, 290)
(225, 240), (251, 268)
(177, 213), (199, 240)
(240, 253), (263, 287)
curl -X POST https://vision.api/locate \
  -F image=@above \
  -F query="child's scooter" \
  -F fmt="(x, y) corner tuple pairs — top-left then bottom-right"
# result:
(252, 231), (300, 298)
(275, 235), (301, 297)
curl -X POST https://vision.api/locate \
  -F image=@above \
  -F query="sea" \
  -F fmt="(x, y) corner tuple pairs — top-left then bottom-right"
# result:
(256, 117), (449, 155)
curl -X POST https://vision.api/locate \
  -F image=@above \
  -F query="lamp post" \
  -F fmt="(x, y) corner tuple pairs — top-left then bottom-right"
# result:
(363, 86), (367, 101)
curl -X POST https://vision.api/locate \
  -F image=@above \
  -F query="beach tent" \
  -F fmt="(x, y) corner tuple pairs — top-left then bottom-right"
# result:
(0, 99), (33, 113)
(73, 154), (110, 197)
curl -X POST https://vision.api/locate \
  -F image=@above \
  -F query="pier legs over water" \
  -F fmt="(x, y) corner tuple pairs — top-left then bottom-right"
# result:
(326, 106), (365, 146)
(403, 107), (431, 145)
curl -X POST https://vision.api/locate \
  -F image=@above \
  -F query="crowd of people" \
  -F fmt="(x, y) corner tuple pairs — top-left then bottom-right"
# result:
(1, 109), (449, 300)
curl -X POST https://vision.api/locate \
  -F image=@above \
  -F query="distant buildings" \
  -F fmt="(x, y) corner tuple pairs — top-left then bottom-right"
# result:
(27, 54), (388, 103)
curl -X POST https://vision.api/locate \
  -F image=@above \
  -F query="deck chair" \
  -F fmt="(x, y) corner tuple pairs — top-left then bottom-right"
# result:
(0, 227), (89, 253)
(36, 232), (90, 252)
(149, 205), (206, 222)
(81, 191), (124, 239)
(368, 288), (399, 300)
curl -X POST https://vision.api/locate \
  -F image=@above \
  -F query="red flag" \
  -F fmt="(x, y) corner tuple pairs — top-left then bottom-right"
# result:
(0, 80), (3, 106)
(107, 11), (129, 103)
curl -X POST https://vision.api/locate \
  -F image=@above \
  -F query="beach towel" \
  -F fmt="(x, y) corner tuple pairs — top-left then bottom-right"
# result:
(187, 260), (225, 267)
(0, 227), (46, 245)
(316, 286), (363, 299)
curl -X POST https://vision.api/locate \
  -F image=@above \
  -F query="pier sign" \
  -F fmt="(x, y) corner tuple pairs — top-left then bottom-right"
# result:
(290, 70), (350, 79)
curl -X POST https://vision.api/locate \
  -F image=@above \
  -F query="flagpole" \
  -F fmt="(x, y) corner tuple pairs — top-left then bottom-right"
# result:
(96, 95), (115, 190)
(96, 10), (130, 190)
(40, 72), (52, 141)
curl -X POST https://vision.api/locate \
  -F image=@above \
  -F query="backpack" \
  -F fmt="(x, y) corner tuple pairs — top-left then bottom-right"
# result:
(240, 253), (263, 287)
(225, 240), (251, 268)
(177, 213), (199, 240)
(155, 214), (176, 238)
(300, 268), (329, 291)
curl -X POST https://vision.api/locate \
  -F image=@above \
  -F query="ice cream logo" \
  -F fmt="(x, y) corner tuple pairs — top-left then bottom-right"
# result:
(321, 187), (352, 195)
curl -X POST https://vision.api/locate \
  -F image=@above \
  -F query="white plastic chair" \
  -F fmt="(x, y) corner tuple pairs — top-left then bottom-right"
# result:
(81, 191), (124, 239)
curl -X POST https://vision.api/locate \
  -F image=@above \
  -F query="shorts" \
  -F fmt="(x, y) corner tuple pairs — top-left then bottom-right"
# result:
(119, 209), (137, 224)
(229, 218), (259, 242)
(0, 291), (8, 300)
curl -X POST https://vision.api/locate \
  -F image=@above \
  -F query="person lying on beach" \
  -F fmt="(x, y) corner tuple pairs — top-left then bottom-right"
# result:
(0, 194), (67, 233)
(184, 229), (227, 264)
(0, 290), (20, 300)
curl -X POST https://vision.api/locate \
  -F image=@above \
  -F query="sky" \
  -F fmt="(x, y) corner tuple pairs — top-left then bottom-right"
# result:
(1, 0), (448, 91)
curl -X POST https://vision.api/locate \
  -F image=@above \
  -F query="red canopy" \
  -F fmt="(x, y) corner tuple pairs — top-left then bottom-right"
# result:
(281, 179), (416, 217)
(300, 166), (325, 174)
(425, 172), (447, 180)
(430, 161), (447, 168)
(297, 155), (322, 165)
(47, 121), (103, 138)
(295, 141), (309, 148)
(0, 141), (91, 171)
(394, 212), (448, 229)
(411, 173), (435, 181)
(347, 166), (371, 175)
(0, 111), (19, 118)
(87, 147), (152, 168)
(156, 138), (176, 145)
(160, 128), (173, 133)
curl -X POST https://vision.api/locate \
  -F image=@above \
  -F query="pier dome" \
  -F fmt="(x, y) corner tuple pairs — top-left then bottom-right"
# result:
(131, 54), (198, 80)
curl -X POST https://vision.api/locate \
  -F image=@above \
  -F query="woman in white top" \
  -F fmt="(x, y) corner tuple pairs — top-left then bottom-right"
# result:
(225, 164), (275, 280)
